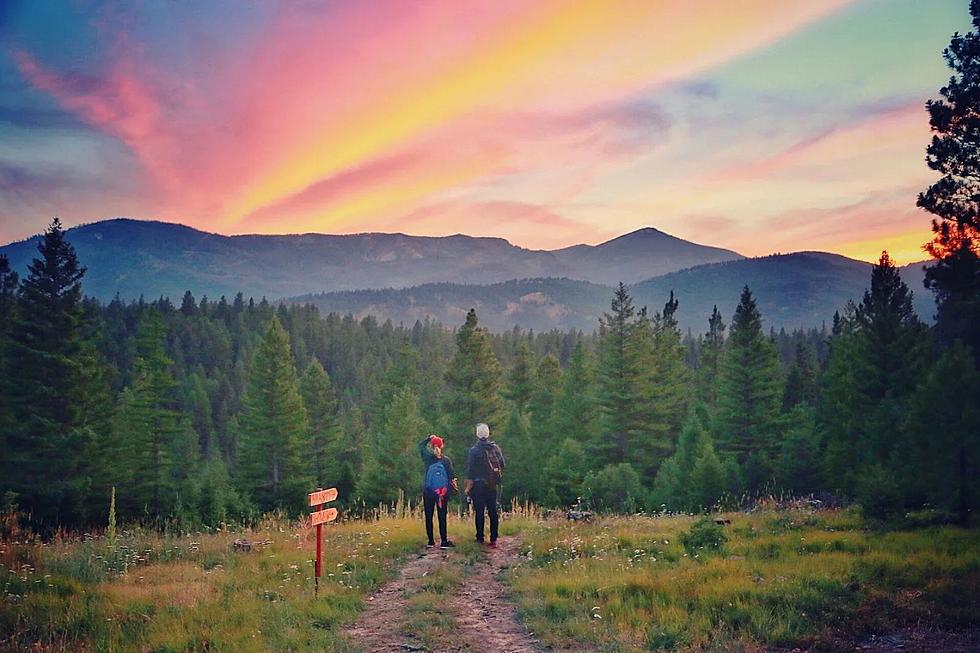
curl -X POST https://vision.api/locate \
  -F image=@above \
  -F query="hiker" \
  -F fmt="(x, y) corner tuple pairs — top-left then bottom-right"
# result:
(419, 434), (458, 549)
(464, 423), (506, 547)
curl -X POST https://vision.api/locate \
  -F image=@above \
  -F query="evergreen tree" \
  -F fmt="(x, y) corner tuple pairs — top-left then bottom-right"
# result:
(3, 219), (112, 529)
(505, 340), (535, 413)
(527, 354), (561, 450)
(543, 438), (589, 507)
(552, 342), (600, 444)
(236, 316), (310, 513)
(904, 341), (980, 523)
(714, 286), (782, 489)
(775, 405), (823, 495)
(918, 1), (980, 357)
(113, 310), (198, 522)
(648, 291), (691, 470)
(300, 358), (341, 487)
(783, 341), (819, 409)
(0, 254), (18, 442)
(653, 403), (730, 511)
(499, 407), (537, 502)
(696, 305), (726, 405)
(595, 283), (641, 465)
(358, 387), (429, 506)
(444, 309), (503, 457)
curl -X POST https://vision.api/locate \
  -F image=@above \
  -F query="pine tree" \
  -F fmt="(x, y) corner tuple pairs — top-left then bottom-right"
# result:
(714, 286), (782, 489)
(300, 358), (341, 487)
(783, 341), (819, 409)
(543, 438), (588, 507)
(696, 305), (726, 405)
(652, 403), (729, 511)
(358, 387), (429, 506)
(505, 340), (535, 413)
(918, 1), (980, 357)
(648, 291), (691, 470)
(905, 341), (979, 523)
(552, 342), (599, 444)
(236, 316), (310, 513)
(444, 309), (503, 454)
(0, 254), (18, 443)
(852, 253), (928, 462)
(528, 354), (561, 450)
(3, 219), (112, 529)
(499, 407), (537, 502)
(775, 405), (823, 495)
(113, 310), (198, 522)
(595, 283), (641, 465)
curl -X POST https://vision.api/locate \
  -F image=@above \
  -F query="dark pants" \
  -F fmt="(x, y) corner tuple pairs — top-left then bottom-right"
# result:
(423, 491), (448, 545)
(470, 481), (499, 542)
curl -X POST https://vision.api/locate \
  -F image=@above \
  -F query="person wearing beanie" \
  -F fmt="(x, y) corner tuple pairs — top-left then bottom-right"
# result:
(419, 434), (457, 549)
(464, 422), (506, 547)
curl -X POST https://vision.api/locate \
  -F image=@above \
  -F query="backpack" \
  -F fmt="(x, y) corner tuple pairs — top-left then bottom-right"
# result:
(485, 446), (503, 491)
(425, 460), (450, 498)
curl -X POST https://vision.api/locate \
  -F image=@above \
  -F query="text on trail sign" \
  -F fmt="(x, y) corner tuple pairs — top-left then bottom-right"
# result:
(311, 507), (338, 525)
(308, 487), (338, 506)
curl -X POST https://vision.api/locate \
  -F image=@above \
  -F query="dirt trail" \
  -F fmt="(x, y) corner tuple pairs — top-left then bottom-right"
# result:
(344, 548), (450, 652)
(450, 536), (545, 653)
(344, 535), (546, 653)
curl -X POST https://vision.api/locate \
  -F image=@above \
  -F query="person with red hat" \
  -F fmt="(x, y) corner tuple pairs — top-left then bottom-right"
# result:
(419, 434), (458, 549)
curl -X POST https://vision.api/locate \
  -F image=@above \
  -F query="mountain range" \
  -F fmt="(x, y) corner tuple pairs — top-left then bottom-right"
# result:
(0, 219), (740, 300)
(0, 219), (932, 331)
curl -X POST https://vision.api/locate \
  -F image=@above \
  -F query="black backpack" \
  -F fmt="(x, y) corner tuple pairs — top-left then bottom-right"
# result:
(485, 445), (503, 491)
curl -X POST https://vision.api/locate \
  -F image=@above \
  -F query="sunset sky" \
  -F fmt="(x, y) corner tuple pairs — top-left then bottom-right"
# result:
(0, 0), (969, 263)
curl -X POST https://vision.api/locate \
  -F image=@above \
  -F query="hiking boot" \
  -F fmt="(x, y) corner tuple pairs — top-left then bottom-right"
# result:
(440, 541), (456, 549)
(488, 540), (498, 549)
(426, 542), (436, 548)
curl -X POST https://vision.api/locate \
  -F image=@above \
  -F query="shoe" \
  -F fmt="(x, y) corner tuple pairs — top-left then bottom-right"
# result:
(475, 537), (485, 544)
(440, 541), (456, 549)
(489, 540), (498, 549)
(426, 542), (436, 548)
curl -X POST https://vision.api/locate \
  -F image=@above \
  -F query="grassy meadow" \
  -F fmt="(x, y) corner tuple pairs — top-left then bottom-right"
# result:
(1, 505), (977, 652)
(507, 507), (979, 651)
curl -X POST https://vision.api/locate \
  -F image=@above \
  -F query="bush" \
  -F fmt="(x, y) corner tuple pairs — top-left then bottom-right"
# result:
(680, 517), (727, 555)
(581, 463), (645, 513)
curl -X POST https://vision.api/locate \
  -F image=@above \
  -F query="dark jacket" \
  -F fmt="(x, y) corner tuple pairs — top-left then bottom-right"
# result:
(419, 437), (456, 492)
(466, 439), (506, 482)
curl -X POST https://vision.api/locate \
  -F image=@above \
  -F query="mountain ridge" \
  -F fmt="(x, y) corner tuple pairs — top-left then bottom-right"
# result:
(0, 218), (743, 300)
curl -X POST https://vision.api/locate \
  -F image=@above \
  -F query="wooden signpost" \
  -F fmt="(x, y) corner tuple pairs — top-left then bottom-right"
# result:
(309, 487), (339, 598)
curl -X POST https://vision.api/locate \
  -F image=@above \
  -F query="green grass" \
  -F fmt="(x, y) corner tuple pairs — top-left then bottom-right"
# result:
(505, 509), (979, 652)
(2, 508), (976, 652)
(1, 514), (429, 652)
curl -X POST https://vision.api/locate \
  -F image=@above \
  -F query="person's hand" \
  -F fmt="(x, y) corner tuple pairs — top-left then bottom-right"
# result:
(451, 478), (459, 493)
(464, 479), (473, 495)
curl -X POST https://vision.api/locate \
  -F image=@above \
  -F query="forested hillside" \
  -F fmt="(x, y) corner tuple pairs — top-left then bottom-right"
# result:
(0, 220), (976, 533)
(293, 253), (932, 332)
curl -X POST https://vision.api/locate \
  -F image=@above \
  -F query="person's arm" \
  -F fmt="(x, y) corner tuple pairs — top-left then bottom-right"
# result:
(494, 443), (506, 470)
(444, 457), (459, 493)
(464, 447), (476, 495)
(418, 436), (435, 465)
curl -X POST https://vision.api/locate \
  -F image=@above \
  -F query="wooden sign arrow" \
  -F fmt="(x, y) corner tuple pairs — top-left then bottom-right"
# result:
(310, 507), (338, 526)
(308, 487), (338, 506)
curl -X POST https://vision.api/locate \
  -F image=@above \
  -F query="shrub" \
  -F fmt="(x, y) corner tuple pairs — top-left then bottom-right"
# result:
(680, 517), (727, 555)
(580, 462), (645, 513)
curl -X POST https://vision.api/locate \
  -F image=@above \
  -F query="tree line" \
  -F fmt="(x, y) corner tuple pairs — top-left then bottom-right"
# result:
(0, 220), (976, 533)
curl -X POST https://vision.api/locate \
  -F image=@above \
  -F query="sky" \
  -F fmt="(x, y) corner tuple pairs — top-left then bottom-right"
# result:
(0, 0), (970, 263)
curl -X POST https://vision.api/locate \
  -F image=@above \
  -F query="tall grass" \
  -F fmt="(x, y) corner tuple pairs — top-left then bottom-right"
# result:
(505, 509), (979, 652)
(0, 513), (431, 652)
